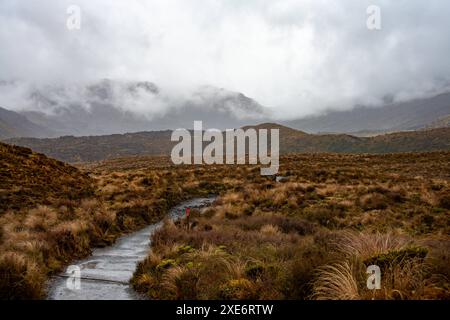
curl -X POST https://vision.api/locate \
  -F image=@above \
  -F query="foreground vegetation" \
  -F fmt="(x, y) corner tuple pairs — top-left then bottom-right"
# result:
(0, 141), (449, 300)
(131, 153), (450, 300)
(0, 144), (230, 299)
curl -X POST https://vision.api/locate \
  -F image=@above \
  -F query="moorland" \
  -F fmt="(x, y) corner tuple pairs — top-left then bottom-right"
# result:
(1, 141), (448, 299)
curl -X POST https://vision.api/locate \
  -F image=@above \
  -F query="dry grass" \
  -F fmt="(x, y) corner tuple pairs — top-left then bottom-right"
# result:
(0, 144), (243, 299)
(336, 232), (411, 260)
(131, 152), (450, 300)
(0, 252), (44, 300)
(312, 261), (360, 300)
(1, 145), (449, 300)
(311, 231), (441, 300)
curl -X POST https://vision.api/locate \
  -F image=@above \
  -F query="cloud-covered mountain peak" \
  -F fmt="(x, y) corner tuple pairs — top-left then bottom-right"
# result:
(0, 80), (272, 136)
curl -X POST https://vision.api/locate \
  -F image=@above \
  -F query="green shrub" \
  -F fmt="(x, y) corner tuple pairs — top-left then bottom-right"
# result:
(364, 247), (428, 271)
(156, 259), (177, 271)
(245, 262), (264, 279)
(177, 245), (195, 254)
(219, 278), (255, 299)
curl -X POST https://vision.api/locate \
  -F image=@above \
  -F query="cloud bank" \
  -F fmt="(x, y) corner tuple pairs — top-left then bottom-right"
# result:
(1, 0), (450, 119)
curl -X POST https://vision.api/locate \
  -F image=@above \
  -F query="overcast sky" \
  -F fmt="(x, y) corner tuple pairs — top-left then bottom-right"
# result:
(1, 0), (450, 118)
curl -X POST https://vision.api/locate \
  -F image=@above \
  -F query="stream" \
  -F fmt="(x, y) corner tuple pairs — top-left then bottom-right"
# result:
(47, 197), (216, 300)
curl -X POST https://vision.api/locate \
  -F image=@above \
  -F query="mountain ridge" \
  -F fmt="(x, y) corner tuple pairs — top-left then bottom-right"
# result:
(4, 124), (449, 163)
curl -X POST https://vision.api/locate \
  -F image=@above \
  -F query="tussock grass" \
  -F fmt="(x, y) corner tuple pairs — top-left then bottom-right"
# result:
(0, 252), (44, 300)
(131, 153), (449, 300)
(0, 143), (243, 299)
(310, 231), (449, 300)
(336, 231), (411, 260)
(312, 261), (360, 300)
(1, 144), (449, 300)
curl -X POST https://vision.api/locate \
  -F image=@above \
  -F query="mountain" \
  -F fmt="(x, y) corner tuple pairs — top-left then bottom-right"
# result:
(285, 92), (450, 134)
(0, 106), (54, 139)
(0, 141), (93, 213)
(150, 85), (271, 130)
(5, 124), (450, 163)
(3, 79), (450, 138)
(242, 122), (307, 136)
(3, 80), (450, 138)
(2, 80), (271, 137)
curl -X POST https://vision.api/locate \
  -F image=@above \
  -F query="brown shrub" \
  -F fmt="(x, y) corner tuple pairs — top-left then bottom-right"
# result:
(437, 192), (450, 209)
(359, 193), (389, 211)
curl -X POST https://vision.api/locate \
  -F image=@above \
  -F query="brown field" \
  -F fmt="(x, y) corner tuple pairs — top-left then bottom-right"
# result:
(0, 142), (449, 299)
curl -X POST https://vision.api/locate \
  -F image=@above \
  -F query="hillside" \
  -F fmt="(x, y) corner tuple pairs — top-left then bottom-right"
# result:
(4, 124), (450, 163)
(0, 142), (93, 213)
(424, 115), (450, 129)
(5, 130), (174, 163)
(285, 92), (450, 134)
(280, 127), (450, 154)
(242, 122), (307, 136)
(0, 106), (53, 139)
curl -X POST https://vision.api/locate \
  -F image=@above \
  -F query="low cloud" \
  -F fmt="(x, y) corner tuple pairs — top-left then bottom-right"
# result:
(1, 0), (450, 119)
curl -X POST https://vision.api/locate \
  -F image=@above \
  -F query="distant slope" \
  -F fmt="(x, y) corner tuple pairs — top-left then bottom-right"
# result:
(361, 128), (450, 153)
(0, 142), (93, 213)
(423, 114), (450, 129)
(282, 128), (450, 154)
(285, 92), (450, 134)
(5, 131), (174, 163)
(242, 122), (307, 136)
(0, 106), (53, 139)
(5, 124), (450, 163)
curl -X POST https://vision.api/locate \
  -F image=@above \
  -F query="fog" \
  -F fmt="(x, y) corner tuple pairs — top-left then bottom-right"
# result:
(1, 0), (450, 119)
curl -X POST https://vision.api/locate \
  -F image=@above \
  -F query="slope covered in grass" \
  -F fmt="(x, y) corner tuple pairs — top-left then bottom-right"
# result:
(0, 142), (94, 213)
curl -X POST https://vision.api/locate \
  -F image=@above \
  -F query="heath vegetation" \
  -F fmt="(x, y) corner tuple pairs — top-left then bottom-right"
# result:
(1, 141), (449, 300)
(131, 152), (450, 300)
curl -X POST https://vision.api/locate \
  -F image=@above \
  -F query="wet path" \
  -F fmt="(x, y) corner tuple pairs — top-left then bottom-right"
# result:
(47, 197), (216, 300)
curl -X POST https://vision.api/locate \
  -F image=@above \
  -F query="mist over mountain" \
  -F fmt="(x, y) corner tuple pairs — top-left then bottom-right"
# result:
(1, 79), (450, 139)
(0, 80), (271, 137)
(0, 105), (53, 139)
(284, 92), (450, 135)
